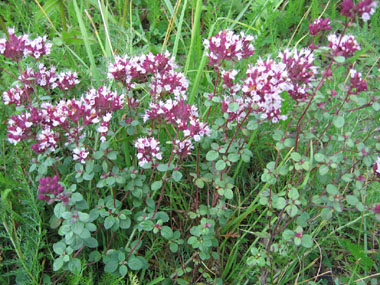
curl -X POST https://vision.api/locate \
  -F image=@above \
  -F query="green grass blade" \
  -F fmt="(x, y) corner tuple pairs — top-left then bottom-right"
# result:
(184, 0), (202, 75)
(172, 0), (188, 58)
(73, 0), (99, 84)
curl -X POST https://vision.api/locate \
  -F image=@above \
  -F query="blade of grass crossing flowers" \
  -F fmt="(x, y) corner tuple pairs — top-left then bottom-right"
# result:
(189, 18), (258, 105)
(98, 0), (114, 58)
(184, 0), (202, 75)
(85, 9), (107, 58)
(161, 0), (182, 53)
(172, 0), (188, 58)
(73, 0), (100, 84)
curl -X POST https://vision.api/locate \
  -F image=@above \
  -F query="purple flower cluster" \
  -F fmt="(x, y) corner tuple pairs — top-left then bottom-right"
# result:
(349, 69), (368, 94)
(108, 51), (188, 99)
(328, 34), (361, 58)
(279, 49), (318, 101)
(309, 18), (331, 36)
(242, 58), (291, 123)
(17, 64), (80, 91)
(38, 176), (69, 204)
(144, 99), (210, 142)
(2, 86), (30, 106)
(203, 31), (319, 123)
(221, 96), (249, 123)
(110, 50), (210, 166)
(374, 156), (380, 177)
(135, 137), (162, 167)
(341, 0), (378, 21)
(0, 28), (52, 61)
(203, 30), (254, 67)
(6, 86), (125, 161)
(221, 69), (241, 95)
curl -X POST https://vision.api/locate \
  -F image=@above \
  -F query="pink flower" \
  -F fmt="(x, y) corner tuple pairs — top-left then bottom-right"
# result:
(349, 69), (368, 94)
(373, 204), (380, 214)
(309, 18), (331, 36)
(356, 0), (378, 21)
(374, 156), (380, 177)
(135, 137), (162, 167)
(2, 86), (29, 106)
(38, 176), (69, 204)
(24, 35), (52, 59)
(328, 34), (361, 58)
(279, 49), (317, 101)
(341, 0), (378, 21)
(55, 71), (80, 90)
(0, 28), (29, 61)
(73, 147), (89, 164)
(242, 58), (290, 123)
(203, 30), (254, 67)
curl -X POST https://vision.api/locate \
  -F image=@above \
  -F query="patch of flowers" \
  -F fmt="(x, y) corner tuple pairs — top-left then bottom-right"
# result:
(1, 0), (379, 283)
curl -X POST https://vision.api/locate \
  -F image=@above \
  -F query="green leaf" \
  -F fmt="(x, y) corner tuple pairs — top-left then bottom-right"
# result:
(54, 203), (66, 218)
(72, 222), (84, 235)
(247, 119), (258, 130)
(228, 153), (240, 162)
(104, 216), (116, 230)
(326, 184), (338, 195)
(172, 171), (183, 182)
(107, 151), (118, 160)
(320, 208), (332, 220)
(120, 218), (131, 229)
(206, 150), (219, 161)
(68, 258), (81, 274)
(104, 259), (118, 273)
(274, 197), (286, 210)
(93, 151), (104, 159)
(286, 205), (298, 217)
(78, 212), (90, 223)
(195, 178), (204, 188)
(314, 153), (325, 162)
(157, 163), (168, 172)
(53, 242), (66, 255)
(224, 188), (233, 199)
(139, 220), (154, 231)
(100, 141), (109, 151)
(169, 243), (179, 252)
(333, 116), (345, 128)
(228, 102), (239, 112)
(334, 56), (345, 63)
(79, 228), (91, 239)
(89, 251), (101, 262)
(128, 256), (144, 270)
(301, 234), (313, 248)
(215, 160), (226, 171)
(288, 188), (299, 200)
(83, 172), (94, 181)
(346, 195), (359, 206)
(161, 226), (174, 239)
(319, 165), (329, 176)
(151, 180), (163, 191)
(53, 257), (64, 271)
(291, 152), (301, 162)
(84, 237), (98, 248)
(119, 265), (128, 276)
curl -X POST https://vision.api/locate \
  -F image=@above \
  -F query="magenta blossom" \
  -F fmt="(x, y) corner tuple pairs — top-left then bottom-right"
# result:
(38, 176), (69, 204)
(309, 18), (331, 36)
(203, 30), (254, 67)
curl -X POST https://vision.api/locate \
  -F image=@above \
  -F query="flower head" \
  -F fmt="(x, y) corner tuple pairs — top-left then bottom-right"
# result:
(38, 176), (69, 204)
(135, 137), (162, 167)
(279, 48), (317, 101)
(309, 18), (331, 36)
(328, 34), (361, 58)
(203, 30), (254, 67)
